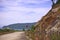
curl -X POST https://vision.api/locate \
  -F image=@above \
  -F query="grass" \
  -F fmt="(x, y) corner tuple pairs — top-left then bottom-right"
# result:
(50, 32), (60, 40)
(0, 29), (15, 35)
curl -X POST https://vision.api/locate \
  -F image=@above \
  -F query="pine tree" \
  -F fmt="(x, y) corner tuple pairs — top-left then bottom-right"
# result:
(51, 0), (55, 8)
(51, 0), (55, 5)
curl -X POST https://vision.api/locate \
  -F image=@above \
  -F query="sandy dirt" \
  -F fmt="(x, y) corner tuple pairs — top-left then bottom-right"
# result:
(0, 32), (28, 40)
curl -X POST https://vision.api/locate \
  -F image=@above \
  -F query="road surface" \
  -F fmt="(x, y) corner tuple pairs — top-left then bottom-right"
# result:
(0, 32), (28, 40)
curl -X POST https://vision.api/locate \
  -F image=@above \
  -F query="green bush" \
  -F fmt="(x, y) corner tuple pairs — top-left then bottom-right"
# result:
(30, 25), (35, 32)
(23, 28), (25, 31)
(0, 29), (15, 35)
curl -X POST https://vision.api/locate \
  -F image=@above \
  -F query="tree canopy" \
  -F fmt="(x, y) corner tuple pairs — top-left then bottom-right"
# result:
(56, 0), (60, 4)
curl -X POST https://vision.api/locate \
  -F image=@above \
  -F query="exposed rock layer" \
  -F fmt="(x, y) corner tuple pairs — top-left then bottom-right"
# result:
(34, 2), (60, 40)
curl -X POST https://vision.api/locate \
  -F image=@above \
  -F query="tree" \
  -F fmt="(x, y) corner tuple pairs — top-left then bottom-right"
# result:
(56, 0), (60, 4)
(51, 0), (55, 5)
(30, 25), (35, 32)
(51, 0), (55, 8)
(23, 28), (25, 31)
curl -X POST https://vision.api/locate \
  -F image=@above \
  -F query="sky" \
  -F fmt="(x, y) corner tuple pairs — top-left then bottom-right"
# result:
(0, 0), (52, 27)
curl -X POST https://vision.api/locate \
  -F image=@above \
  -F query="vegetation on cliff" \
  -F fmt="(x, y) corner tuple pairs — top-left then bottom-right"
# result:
(26, 0), (60, 40)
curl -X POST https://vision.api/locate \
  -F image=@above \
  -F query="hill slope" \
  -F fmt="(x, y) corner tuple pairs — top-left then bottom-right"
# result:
(34, 1), (60, 40)
(3, 23), (36, 30)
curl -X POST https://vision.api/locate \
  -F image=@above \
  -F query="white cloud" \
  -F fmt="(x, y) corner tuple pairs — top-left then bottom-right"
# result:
(17, 0), (50, 3)
(0, 0), (51, 26)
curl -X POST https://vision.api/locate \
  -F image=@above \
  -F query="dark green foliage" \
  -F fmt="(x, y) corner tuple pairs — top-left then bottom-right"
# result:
(30, 25), (35, 32)
(23, 28), (25, 31)
(51, 0), (55, 5)
(56, 0), (60, 4)
(0, 29), (15, 35)
(0, 29), (3, 32)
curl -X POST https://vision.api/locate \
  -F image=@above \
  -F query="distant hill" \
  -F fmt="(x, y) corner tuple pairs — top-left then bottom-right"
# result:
(2, 23), (36, 30)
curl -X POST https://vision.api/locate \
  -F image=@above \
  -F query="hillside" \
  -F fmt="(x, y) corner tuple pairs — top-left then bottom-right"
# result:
(2, 23), (36, 30)
(34, 0), (60, 40)
(26, 0), (60, 40)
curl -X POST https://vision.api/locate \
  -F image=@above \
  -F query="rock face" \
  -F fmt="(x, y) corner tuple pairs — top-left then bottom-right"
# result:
(34, 1), (60, 40)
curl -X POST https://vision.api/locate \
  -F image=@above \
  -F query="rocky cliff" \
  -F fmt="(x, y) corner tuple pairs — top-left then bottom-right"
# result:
(34, 0), (60, 40)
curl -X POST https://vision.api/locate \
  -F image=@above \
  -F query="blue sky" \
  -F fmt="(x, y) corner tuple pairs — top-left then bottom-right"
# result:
(0, 0), (52, 27)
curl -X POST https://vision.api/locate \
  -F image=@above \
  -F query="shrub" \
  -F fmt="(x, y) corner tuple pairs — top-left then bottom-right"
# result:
(30, 25), (35, 32)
